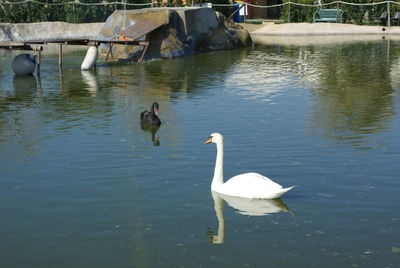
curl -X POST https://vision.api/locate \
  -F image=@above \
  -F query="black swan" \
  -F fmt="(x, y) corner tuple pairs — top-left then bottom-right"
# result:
(140, 102), (161, 125)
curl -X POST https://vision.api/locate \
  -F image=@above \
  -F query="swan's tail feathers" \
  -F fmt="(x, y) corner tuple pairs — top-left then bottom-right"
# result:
(271, 186), (295, 199)
(283, 186), (295, 193)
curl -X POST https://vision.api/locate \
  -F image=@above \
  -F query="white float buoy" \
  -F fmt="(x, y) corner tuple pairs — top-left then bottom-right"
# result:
(81, 46), (98, 70)
(12, 54), (36, 76)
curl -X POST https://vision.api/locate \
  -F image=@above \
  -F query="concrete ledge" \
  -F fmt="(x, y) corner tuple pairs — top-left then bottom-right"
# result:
(0, 22), (104, 42)
(252, 34), (400, 46)
(247, 22), (400, 36)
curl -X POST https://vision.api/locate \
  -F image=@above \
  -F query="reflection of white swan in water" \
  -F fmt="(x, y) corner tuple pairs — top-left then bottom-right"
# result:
(218, 192), (292, 216)
(81, 71), (98, 96)
(208, 191), (225, 244)
(208, 191), (292, 244)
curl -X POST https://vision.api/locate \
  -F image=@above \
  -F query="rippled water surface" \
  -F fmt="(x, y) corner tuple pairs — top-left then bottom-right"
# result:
(0, 39), (399, 267)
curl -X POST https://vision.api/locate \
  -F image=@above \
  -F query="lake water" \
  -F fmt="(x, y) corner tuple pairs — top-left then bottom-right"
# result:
(0, 38), (399, 267)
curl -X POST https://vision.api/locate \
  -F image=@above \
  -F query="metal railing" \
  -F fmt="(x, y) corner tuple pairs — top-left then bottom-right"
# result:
(1, 0), (400, 26)
(214, 1), (400, 26)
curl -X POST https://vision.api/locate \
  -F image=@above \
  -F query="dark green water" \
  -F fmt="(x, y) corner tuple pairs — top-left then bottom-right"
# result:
(0, 39), (399, 267)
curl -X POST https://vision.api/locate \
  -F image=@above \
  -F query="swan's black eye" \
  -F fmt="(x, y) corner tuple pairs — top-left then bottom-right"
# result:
(209, 136), (213, 139)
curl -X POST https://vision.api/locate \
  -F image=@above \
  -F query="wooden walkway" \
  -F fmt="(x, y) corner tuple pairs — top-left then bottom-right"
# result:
(0, 19), (166, 72)
(0, 38), (150, 63)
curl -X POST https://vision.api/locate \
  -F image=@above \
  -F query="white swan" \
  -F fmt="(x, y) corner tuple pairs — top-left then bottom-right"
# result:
(204, 133), (294, 199)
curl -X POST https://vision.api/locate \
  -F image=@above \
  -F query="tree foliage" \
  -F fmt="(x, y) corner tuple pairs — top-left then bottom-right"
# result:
(280, 0), (316, 23)
(0, 0), (234, 23)
(0, 0), (149, 23)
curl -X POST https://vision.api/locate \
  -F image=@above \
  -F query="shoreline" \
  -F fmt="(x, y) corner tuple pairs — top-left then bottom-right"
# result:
(3, 21), (400, 55)
(243, 22), (400, 36)
(242, 22), (400, 45)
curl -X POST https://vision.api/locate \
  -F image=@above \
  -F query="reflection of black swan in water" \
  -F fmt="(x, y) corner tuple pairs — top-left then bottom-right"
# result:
(140, 102), (161, 125)
(140, 123), (160, 146)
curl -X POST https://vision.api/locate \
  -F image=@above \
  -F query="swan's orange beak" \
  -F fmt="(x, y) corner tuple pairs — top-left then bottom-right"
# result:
(204, 137), (212, 144)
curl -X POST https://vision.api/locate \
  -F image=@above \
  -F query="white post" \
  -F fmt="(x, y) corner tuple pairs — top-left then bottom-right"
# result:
(58, 44), (63, 67)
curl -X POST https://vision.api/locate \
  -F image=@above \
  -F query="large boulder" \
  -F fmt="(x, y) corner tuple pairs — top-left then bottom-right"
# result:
(97, 7), (252, 60)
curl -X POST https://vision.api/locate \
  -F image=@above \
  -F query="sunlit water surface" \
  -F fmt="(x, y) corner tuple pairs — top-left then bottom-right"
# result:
(0, 39), (399, 267)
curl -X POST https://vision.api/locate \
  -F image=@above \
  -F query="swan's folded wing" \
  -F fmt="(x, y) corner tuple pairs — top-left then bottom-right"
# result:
(228, 172), (283, 189)
(219, 172), (286, 199)
(140, 110), (148, 121)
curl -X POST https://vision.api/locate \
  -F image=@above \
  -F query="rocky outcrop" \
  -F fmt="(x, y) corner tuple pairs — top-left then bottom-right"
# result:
(98, 7), (252, 60)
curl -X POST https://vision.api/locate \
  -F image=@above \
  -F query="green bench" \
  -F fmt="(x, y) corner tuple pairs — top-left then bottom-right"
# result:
(313, 9), (344, 23)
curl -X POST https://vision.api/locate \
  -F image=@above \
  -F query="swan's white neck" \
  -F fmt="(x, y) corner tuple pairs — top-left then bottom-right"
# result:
(212, 140), (224, 191)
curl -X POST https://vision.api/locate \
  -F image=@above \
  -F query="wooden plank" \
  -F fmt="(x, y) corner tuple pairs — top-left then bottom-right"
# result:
(0, 39), (139, 48)
(0, 42), (32, 50)
(24, 39), (90, 46)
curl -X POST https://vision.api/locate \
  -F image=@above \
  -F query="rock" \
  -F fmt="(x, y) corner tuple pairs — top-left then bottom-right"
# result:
(235, 27), (253, 47)
(97, 7), (252, 61)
